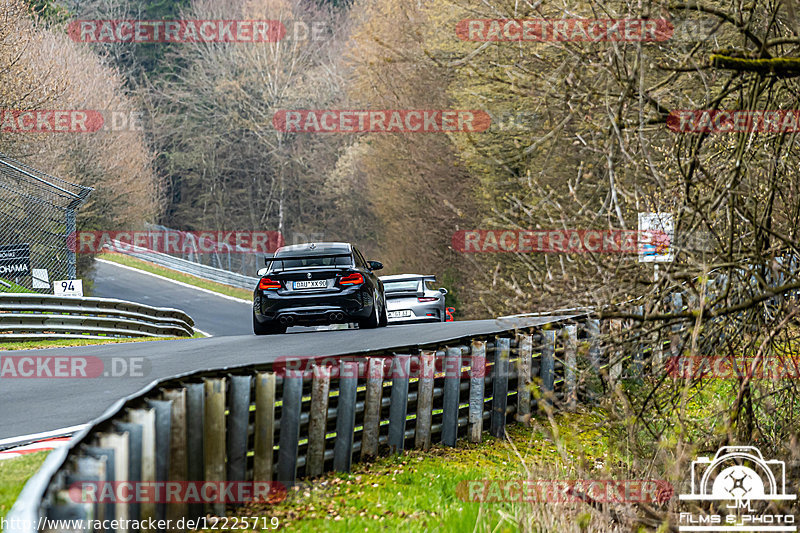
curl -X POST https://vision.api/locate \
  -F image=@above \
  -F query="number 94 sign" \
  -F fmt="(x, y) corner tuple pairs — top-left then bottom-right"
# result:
(54, 279), (84, 297)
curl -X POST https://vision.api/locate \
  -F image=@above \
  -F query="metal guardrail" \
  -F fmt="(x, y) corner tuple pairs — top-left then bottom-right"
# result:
(0, 294), (195, 340)
(107, 240), (259, 290)
(7, 316), (601, 533)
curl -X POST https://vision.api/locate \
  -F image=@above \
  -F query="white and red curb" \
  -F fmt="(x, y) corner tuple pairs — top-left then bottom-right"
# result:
(0, 437), (71, 461)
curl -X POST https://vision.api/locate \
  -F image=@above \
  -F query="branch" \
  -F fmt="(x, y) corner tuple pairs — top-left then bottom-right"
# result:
(711, 54), (800, 77)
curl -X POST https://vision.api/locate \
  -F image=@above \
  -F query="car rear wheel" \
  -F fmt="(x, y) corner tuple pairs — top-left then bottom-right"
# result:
(358, 302), (381, 329)
(379, 302), (388, 327)
(253, 313), (287, 335)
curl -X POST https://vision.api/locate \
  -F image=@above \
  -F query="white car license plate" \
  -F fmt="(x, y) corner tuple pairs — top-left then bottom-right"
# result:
(293, 280), (327, 290)
(388, 310), (413, 319)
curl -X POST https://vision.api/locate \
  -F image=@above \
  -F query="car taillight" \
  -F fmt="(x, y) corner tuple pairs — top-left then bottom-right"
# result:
(338, 273), (364, 286)
(258, 278), (281, 290)
(418, 297), (438, 302)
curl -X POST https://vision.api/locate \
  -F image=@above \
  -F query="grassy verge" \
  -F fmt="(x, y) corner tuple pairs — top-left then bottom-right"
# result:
(0, 452), (48, 529)
(98, 253), (252, 301)
(0, 333), (204, 351)
(226, 410), (638, 533)
(0, 279), (35, 294)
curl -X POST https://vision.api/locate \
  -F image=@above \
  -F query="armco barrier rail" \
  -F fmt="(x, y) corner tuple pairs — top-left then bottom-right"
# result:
(0, 294), (195, 340)
(106, 240), (259, 290)
(6, 315), (620, 533)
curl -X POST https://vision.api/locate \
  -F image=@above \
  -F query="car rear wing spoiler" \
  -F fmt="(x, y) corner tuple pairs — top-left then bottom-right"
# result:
(266, 253), (354, 271)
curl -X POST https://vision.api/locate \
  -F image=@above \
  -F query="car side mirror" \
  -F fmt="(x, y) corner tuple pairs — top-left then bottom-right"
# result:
(439, 288), (448, 295)
(257, 268), (269, 277)
(368, 261), (383, 271)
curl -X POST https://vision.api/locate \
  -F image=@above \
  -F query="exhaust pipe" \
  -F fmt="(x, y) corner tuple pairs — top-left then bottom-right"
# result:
(279, 315), (295, 326)
(329, 312), (345, 322)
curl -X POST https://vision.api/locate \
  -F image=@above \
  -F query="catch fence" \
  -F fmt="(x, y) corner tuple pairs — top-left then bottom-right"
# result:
(0, 153), (92, 292)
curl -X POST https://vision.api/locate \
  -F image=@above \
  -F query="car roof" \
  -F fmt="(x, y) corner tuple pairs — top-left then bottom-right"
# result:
(274, 242), (352, 257)
(380, 274), (435, 281)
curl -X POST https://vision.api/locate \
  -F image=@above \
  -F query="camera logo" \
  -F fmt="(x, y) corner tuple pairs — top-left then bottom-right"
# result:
(679, 446), (796, 532)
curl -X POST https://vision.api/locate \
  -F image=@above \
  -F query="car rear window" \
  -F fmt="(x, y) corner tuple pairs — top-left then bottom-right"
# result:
(384, 280), (421, 292)
(271, 255), (352, 270)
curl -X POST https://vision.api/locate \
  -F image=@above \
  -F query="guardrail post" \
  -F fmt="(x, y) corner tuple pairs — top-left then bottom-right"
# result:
(98, 432), (130, 530)
(415, 351), (435, 450)
(563, 325), (578, 411)
(442, 347), (462, 446)
(254, 372), (276, 484)
(540, 330), (556, 408)
(72, 456), (106, 528)
(162, 388), (188, 526)
(333, 361), (359, 472)
(85, 446), (117, 530)
(491, 338), (510, 438)
(307, 364), (331, 477)
(277, 374), (303, 485)
(204, 378), (226, 516)
(469, 340), (486, 442)
(362, 358), (384, 459)
(388, 354), (411, 453)
(183, 382), (204, 519)
(128, 408), (156, 527)
(114, 421), (142, 522)
(227, 375), (252, 485)
(516, 334), (533, 425)
(145, 399), (172, 522)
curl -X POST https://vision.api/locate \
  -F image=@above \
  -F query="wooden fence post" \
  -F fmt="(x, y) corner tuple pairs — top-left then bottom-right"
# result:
(540, 330), (556, 408)
(491, 337), (510, 438)
(307, 364), (331, 477)
(388, 355), (411, 453)
(204, 378), (226, 516)
(516, 334), (533, 425)
(333, 361), (358, 472)
(277, 374), (303, 485)
(469, 340), (486, 443)
(254, 372), (276, 483)
(361, 358), (384, 460)
(442, 347), (462, 446)
(563, 325), (578, 410)
(415, 351), (436, 450)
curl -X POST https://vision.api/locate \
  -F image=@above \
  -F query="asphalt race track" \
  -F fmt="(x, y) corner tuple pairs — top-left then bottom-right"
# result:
(91, 260), (253, 337)
(0, 316), (571, 441)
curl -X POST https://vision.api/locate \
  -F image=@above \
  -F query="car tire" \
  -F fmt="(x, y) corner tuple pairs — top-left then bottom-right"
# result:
(379, 301), (388, 327)
(253, 313), (287, 335)
(358, 302), (380, 329)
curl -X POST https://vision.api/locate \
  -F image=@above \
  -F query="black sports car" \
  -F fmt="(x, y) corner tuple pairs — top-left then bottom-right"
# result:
(253, 242), (388, 335)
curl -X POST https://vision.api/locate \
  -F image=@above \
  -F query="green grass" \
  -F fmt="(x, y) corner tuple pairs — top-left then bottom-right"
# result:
(233, 411), (628, 532)
(0, 333), (204, 351)
(0, 279), (35, 294)
(98, 253), (252, 301)
(0, 452), (48, 529)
